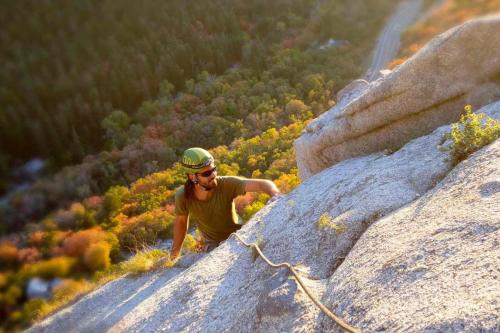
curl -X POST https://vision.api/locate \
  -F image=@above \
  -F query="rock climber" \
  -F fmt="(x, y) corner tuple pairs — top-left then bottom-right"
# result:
(170, 147), (281, 260)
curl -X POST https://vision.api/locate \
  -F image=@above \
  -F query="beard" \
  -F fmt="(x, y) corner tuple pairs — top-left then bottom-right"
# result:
(200, 177), (217, 190)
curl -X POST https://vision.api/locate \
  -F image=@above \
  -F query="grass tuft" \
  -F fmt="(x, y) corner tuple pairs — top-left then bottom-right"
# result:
(119, 249), (168, 276)
(316, 213), (347, 235)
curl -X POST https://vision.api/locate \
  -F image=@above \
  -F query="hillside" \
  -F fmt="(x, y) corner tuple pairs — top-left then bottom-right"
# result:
(0, 0), (398, 233)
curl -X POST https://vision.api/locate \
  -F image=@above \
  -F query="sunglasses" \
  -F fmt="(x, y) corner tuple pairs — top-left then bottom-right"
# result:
(196, 166), (217, 177)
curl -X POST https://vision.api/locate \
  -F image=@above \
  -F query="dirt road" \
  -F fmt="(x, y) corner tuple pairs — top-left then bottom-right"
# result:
(365, 0), (424, 81)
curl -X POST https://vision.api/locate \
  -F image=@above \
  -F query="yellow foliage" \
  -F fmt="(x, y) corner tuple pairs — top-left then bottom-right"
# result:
(21, 298), (47, 323)
(33, 279), (92, 322)
(62, 228), (111, 257)
(8, 310), (23, 323)
(251, 169), (262, 178)
(274, 171), (301, 194)
(18, 256), (77, 280)
(84, 242), (111, 271)
(316, 213), (347, 235)
(52, 279), (90, 302)
(117, 208), (173, 251)
(69, 202), (85, 216)
(216, 162), (240, 176)
(120, 249), (167, 275)
(242, 199), (267, 221)
(3, 285), (22, 306)
(182, 234), (198, 253)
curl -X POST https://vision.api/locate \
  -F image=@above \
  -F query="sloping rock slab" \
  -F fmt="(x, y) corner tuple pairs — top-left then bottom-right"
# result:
(26, 254), (205, 333)
(295, 15), (500, 180)
(320, 140), (500, 332)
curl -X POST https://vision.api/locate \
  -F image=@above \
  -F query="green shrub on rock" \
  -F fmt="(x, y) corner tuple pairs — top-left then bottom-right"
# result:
(446, 105), (500, 164)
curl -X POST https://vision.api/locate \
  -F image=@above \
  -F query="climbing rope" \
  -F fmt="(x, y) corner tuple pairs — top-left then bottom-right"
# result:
(230, 232), (360, 333)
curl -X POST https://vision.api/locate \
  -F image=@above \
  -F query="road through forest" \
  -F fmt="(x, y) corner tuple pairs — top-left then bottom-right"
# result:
(364, 0), (424, 81)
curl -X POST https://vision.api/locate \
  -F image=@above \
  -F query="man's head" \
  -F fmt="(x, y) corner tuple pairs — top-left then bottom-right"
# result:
(181, 147), (218, 191)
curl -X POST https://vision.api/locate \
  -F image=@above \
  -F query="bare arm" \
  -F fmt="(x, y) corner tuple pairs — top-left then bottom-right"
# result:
(170, 214), (188, 260)
(244, 179), (280, 197)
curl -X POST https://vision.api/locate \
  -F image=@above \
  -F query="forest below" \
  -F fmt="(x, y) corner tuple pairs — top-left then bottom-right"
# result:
(4, 0), (495, 331)
(0, 0), (398, 231)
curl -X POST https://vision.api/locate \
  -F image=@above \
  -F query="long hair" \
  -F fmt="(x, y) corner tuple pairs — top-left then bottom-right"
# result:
(184, 176), (195, 200)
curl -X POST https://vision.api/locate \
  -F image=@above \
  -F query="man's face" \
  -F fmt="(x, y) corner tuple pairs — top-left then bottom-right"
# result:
(193, 162), (218, 190)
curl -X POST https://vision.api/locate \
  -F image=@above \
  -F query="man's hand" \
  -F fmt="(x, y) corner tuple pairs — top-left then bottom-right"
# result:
(169, 249), (180, 261)
(268, 193), (283, 204)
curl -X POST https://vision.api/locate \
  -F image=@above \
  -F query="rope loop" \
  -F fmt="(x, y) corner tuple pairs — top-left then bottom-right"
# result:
(230, 233), (360, 333)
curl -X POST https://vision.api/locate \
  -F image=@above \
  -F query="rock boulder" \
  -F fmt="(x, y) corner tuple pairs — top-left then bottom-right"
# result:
(320, 138), (500, 332)
(295, 15), (500, 180)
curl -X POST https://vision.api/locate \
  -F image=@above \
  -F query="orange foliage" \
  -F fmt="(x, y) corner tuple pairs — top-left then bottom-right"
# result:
(121, 202), (140, 216)
(17, 247), (41, 264)
(62, 228), (109, 257)
(29, 231), (45, 247)
(49, 246), (65, 257)
(131, 181), (154, 194)
(117, 209), (173, 251)
(387, 58), (406, 70)
(0, 242), (18, 263)
(84, 195), (104, 209)
(408, 43), (422, 54)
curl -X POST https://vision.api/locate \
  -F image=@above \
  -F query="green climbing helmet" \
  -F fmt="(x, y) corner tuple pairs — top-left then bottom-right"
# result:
(181, 147), (214, 173)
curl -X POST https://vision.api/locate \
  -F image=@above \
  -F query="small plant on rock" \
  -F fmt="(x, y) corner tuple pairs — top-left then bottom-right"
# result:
(446, 105), (500, 164)
(316, 213), (347, 235)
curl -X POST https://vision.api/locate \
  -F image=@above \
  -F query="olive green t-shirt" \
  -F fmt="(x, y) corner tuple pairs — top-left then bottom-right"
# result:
(174, 176), (247, 242)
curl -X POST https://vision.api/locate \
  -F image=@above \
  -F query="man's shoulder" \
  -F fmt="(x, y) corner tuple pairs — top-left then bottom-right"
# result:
(218, 176), (247, 185)
(218, 175), (247, 181)
(218, 176), (247, 197)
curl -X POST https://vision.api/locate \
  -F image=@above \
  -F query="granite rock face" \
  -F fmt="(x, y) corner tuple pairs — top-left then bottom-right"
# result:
(295, 15), (500, 180)
(30, 102), (500, 332)
(320, 139), (500, 332)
